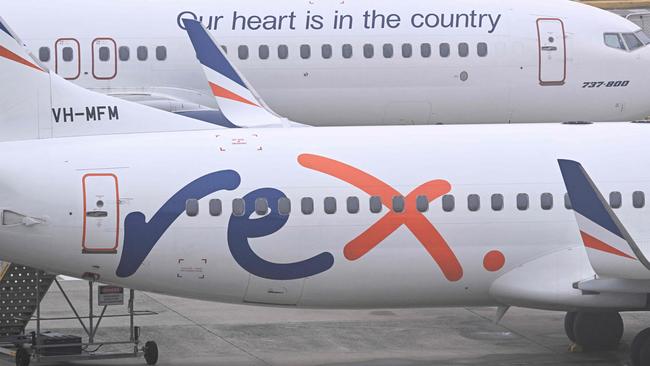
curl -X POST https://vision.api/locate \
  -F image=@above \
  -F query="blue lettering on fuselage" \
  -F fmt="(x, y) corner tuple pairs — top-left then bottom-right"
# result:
(116, 172), (335, 279)
(116, 170), (241, 278)
(227, 188), (334, 280)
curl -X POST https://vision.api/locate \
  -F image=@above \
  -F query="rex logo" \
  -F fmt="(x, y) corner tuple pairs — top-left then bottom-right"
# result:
(116, 154), (468, 282)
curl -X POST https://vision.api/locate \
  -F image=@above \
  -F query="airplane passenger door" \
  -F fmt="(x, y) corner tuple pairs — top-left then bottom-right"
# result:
(54, 38), (81, 80)
(82, 174), (120, 254)
(537, 18), (566, 86)
(92, 38), (117, 80)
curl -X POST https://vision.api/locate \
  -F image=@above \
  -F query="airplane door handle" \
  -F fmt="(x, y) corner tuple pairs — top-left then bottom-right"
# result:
(541, 46), (558, 51)
(86, 211), (108, 218)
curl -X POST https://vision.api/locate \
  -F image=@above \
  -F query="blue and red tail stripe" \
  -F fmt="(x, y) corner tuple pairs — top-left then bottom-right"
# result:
(0, 45), (43, 72)
(558, 159), (637, 260)
(183, 19), (246, 89)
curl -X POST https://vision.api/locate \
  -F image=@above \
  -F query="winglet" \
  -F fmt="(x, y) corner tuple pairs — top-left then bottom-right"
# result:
(0, 16), (45, 72)
(183, 19), (290, 128)
(558, 159), (650, 277)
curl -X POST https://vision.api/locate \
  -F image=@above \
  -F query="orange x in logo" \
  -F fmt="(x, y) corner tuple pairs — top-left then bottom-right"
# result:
(298, 154), (463, 282)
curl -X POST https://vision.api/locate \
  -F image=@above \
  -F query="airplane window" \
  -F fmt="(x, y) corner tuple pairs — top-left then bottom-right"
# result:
(635, 30), (650, 45)
(342, 44), (353, 59)
(119, 46), (130, 61)
(477, 42), (488, 57)
(278, 197), (291, 215)
(233, 199), (245, 217)
(439, 43), (450, 58)
(491, 194), (504, 211)
(517, 194), (529, 211)
(604, 33), (626, 50)
(370, 196), (382, 213)
(416, 195), (429, 212)
(421, 43), (432, 58)
(442, 195), (455, 212)
(623, 33), (644, 51)
(468, 194), (480, 212)
(238, 45), (249, 60)
(610, 191), (622, 209)
(39, 47), (50, 62)
(383, 44), (394, 58)
(185, 199), (199, 217)
(322, 44), (333, 59)
(393, 196), (405, 213)
(458, 43), (469, 57)
(363, 44), (374, 59)
(259, 45), (270, 60)
(137, 46), (148, 61)
(564, 193), (573, 210)
(633, 191), (645, 208)
(402, 43), (413, 58)
(301, 44), (311, 59)
(156, 46), (167, 61)
(324, 197), (337, 214)
(62, 47), (74, 62)
(301, 197), (314, 215)
(209, 199), (222, 216)
(255, 198), (268, 215)
(347, 196), (360, 214)
(541, 193), (554, 210)
(278, 45), (289, 60)
(98, 46), (111, 62)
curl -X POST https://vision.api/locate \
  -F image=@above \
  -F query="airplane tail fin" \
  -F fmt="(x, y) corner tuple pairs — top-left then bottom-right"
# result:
(0, 16), (53, 141)
(0, 17), (222, 142)
(558, 159), (650, 280)
(183, 19), (293, 128)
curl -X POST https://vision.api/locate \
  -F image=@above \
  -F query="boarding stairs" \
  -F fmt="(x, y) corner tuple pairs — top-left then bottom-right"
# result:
(0, 262), (56, 337)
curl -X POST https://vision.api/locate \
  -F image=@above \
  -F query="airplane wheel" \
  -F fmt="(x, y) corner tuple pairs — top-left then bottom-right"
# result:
(573, 312), (623, 350)
(15, 347), (30, 366)
(144, 341), (158, 365)
(631, 328), (650, 366)
(564, 312), (577, 342)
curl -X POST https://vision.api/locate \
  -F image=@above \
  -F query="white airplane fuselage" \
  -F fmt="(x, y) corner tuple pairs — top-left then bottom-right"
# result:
(5, 0), (650, 125)
(1, 123), (649, 310)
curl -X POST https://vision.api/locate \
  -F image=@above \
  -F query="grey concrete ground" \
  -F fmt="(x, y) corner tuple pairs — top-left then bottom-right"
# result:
(1, 280), (648, 366)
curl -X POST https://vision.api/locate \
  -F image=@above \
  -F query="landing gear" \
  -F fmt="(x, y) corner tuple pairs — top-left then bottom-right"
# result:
(566, 311), (623, 350)
(144, 341), (158, 365)
(564, 312), (577, 342)
(15, 347), (30, 366)
(631, 328), (650, 366)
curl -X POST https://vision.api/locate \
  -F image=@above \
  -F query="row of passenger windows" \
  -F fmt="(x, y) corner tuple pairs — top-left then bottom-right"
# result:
(232, 42), (489, 61)
(185, 191), (647, 217)
(38, 46), (168, 63)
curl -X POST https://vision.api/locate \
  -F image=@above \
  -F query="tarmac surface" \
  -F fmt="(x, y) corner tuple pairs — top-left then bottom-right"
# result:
(0, 280), (648, 366)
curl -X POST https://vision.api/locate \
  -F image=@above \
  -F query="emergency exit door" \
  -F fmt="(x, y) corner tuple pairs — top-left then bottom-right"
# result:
(92, 38), (117, 80)
(537, 18), (566, 86)
(55, 38), (81, 80)
(82, 174), (120, 254)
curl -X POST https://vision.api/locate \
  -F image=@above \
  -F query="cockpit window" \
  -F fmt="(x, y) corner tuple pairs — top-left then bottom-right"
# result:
(635, 30), (650, 45)
(604, 33), (626, 50)
(623, 33), (644, 51)
(605, 31), (650, 51)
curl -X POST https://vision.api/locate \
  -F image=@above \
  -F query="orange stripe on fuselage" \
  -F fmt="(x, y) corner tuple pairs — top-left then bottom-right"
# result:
(209, 82), (258, 107)
(0, 45), (43, 72)
(580, 231), (636, 260)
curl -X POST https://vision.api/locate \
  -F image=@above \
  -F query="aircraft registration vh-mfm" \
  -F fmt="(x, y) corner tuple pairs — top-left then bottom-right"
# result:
(2, 13), (650, 365)
(4, 0), (650, 125)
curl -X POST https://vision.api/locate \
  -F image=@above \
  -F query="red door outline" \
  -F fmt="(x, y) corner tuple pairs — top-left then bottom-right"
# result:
(91, 37), (118, 80)
(82, 173), (120, 254)
(54, 38), (81, 80)
(536, 18), (567, 86)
